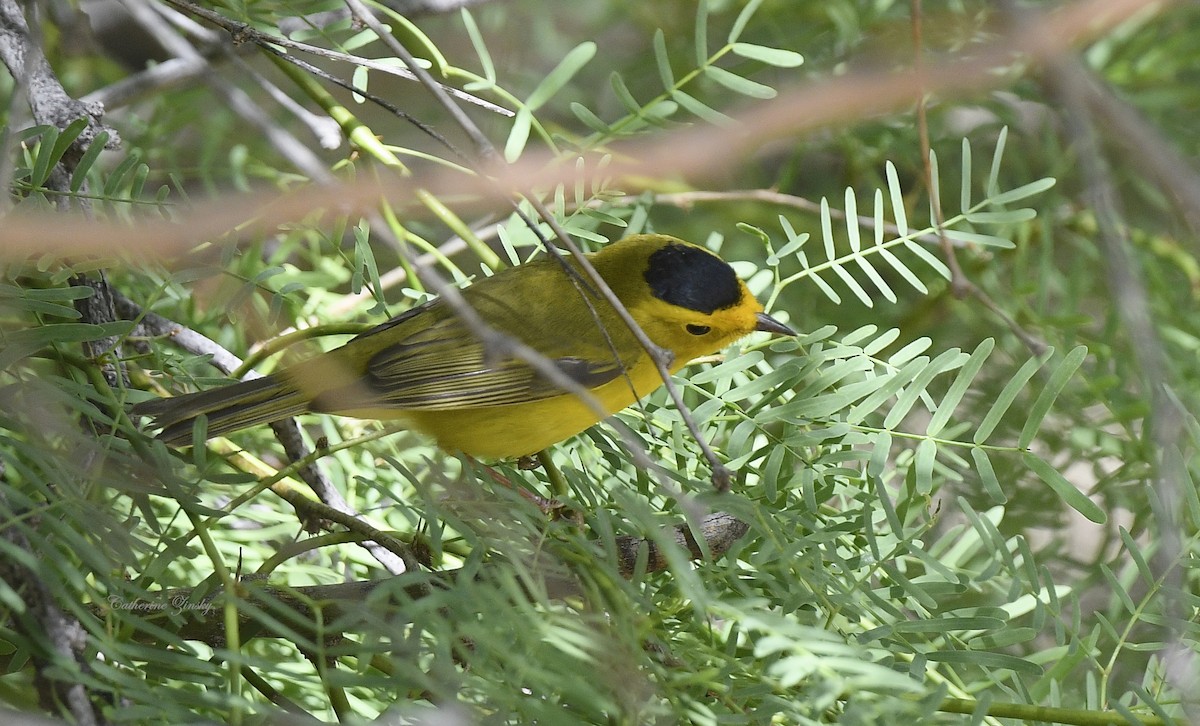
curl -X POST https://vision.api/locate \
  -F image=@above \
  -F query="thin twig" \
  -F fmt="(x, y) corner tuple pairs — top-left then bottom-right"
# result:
(159, 0), (510, 117)
(117, 0), (327, 182)
(277, 0), (496, 38)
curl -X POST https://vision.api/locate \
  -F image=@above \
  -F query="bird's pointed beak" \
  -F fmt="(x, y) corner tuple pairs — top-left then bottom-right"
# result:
(755, 312), (796, 336)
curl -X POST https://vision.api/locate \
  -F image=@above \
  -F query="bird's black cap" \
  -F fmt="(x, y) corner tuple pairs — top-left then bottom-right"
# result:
(644, 243), (743, 314)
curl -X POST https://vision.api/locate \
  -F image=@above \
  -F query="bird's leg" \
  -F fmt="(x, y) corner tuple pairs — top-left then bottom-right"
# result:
(474, 456), (579, 523)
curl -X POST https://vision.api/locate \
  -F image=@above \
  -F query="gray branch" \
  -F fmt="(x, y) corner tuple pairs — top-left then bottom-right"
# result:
(0, 0), (120, 156)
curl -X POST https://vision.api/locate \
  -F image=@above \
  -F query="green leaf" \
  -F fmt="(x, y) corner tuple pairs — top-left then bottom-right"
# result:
(343, 27), (381, 53)
(974, 349), (1050, 444)
(703, 66), (776, 98)
(730, 42), (804, 67)
(776, 215), (807, 251)
(832, 263), (872, 307)
(50, 119), (87, 171)
(854, 191), (897, 302)
(888, 337), (932, 366)
(351, 65), (369, 104)
(670, 89), (733, 125)
(971, 447), (1007, 504)
(914, 438), (937, 494)
(927, 338), (994, 436)
(940, 229), (1016, 248)
(884, 349), (964, 429)
(70, 131), (109, 193)
(103, 153), (142, 197)
(570, 103), (610, 134)
(728, 0), (765, 43)
(878, 246), (926, 294)
(527, 42), (596, 110)
(766, 370), (884, 422)
(129, 163), (149, 199)
(1100, 564), (1137, 615)
(643, 99), (678, 122)
(872, 471), (904, 542)
(960, 137), (972, 213)
(886, 161), (909, 236)
(29, 127), (61, 189)
(252, 266), (285, 285)
(964, 209), (1037, 224)
(0, 284), (90, 318)
(845, 356), (928, 424)
(845, 188), (861, 252)
(610, 72), (641, 114)
(926, 649), (1043, 675)
(868, 430), (892, 478)
(928, 148), (942, 221)
(987, 126), (1009, 197)
(579, 207), (627, 227)
(0, 322), (132, 369)
(694, 1), (708, 67)
(856, 258), (896, 303)
(461, 8), (496, 83)
(653, 29), (674, 90)
(862, 327), (901, 356)
(806, 268), (841, 303)
(1018, 345), (1087, 449)
(504, 108), (532, 162)
(376, 11), (450, 75)
(1119, 528), (1154, 586)
(820, 197), (837, 261)
(354, 226), (382, 299)
(902, 239), (951, 279)
(892, 617), (1007, 633)
(988, 177), (1057, 206)
(1023, 452), (1107, 524)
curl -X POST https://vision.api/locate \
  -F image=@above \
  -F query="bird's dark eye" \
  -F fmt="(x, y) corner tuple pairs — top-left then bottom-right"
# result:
(686, 324), (711, 336)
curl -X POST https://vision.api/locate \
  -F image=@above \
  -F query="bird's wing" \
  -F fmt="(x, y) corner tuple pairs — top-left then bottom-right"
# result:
(358, 312), (632, 410)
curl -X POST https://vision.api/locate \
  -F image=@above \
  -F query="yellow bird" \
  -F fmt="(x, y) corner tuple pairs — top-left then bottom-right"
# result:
(132, 234), (794, 458)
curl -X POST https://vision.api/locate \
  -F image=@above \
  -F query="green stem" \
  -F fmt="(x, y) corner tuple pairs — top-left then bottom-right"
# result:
(537, 450), (570, 499)
(937, 697), (1166, 726)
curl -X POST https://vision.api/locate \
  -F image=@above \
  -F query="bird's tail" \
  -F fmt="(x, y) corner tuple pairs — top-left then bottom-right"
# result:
(130, 375), (309, 446)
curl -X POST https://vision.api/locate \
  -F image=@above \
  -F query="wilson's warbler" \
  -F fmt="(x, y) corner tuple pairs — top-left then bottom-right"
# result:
(132, 234), (794, 458)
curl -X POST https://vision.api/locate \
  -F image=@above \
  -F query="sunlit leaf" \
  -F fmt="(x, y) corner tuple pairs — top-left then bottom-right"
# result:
(704, 66), (776, 98)
(1018, 345), (1087, 449)
(730, 42), (804, 67)
(527, 42), (596, 110)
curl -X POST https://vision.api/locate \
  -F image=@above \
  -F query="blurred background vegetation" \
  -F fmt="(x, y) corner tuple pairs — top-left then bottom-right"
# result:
(2, 0), (1198, 723)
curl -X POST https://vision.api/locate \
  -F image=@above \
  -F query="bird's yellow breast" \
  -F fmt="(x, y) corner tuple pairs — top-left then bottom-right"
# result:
(398, 354), (669, 459)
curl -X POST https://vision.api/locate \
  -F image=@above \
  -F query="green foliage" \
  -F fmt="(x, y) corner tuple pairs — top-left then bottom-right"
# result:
(2, 0), (1198, 724)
